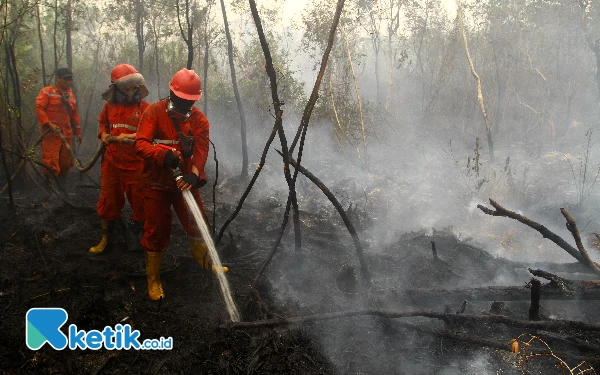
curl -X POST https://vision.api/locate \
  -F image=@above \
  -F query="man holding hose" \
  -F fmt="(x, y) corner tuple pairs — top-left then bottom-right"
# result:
(135, 68), (228, 301)
(90, 64), (150, 255)
(35, 67), (82, 183)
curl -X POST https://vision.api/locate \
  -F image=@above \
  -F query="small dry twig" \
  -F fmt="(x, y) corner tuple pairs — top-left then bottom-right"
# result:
(510, 333), (597, 374)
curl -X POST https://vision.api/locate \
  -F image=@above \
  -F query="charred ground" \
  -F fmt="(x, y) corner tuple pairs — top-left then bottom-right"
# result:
(1, 161), (600, 374)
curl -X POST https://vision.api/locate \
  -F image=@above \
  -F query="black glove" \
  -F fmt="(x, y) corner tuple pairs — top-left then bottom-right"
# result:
(182, 173), (200, 188)
(163, 150), (180, 169)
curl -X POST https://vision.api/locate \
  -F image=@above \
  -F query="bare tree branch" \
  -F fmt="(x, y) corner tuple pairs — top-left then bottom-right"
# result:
(477, 199), (588, 265)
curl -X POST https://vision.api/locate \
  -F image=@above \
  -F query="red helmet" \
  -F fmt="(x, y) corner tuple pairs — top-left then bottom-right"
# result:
(111, 64), (139, 83)
(102, 64), (149, 102)
(169, 69), (202, 101)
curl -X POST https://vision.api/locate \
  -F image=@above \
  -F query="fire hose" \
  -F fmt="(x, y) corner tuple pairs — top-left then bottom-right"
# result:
(52, 129), (134, 173)
(1, 130), (134, 195)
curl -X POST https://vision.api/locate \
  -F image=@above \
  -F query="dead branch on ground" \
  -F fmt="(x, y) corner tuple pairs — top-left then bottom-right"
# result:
(477, 199), (600, 276)
(511, 333), (598, 374)
(228, 308), (600, 333)
(561, 208), (600, 274)
(402, 323), (600, 370)
(372, 274), (600, 304)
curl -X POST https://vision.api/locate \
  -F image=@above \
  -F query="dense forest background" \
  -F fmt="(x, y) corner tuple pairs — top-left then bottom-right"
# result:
(0, 0), (598, 164)
(1, 0), (600, 224)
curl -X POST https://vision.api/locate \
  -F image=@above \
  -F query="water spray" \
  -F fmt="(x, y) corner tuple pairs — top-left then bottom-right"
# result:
(173, 166), (241, 322)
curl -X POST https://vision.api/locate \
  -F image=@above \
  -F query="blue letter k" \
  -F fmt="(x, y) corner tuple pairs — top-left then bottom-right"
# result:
(26, 308), (68, 350)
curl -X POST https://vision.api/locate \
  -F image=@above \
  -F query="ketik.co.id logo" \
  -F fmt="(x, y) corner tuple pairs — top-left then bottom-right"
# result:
(26, 308), (173, 350)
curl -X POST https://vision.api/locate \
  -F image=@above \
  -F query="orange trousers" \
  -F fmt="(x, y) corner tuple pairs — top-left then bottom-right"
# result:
(141, 187), (210, 253)
(41, 133), (72, 178)
(97, 159), (145, 222)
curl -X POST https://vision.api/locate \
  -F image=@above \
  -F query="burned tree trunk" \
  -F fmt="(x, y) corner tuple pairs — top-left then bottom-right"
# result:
(277, 151), (371, 281)
(135, 0), (145, 73)
(529, 278), (541, 321)
(53, 0), (59, 72)
(251, 0), (349, 287)
(35, 4), (47, 87)
(219, 0), (248, 177)
(0, 118), (13, 205)
(246, 0), (301, 253)
(202, 27), (209, 115)
(65, 0), (73, 70)
(176, 0), (194, 70)
(0, 129), (49, 195)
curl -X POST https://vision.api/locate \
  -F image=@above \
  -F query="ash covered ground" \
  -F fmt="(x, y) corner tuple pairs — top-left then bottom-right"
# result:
(1, 133), (600, 374)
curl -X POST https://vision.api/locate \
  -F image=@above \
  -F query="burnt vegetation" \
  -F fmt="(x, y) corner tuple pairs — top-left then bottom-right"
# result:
(2, 0), (600, 374)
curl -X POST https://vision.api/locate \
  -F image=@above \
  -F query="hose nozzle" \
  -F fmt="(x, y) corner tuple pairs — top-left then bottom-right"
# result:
(172, 166), (183, 181)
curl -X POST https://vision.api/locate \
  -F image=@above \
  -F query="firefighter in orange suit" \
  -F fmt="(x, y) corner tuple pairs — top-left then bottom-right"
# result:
(89, 64), (150, 255)
(135, 68), (228, 300)
(35, 67), (82, 181)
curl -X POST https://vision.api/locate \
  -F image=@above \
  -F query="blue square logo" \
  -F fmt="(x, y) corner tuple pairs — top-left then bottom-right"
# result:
(26, 308), (68, 350)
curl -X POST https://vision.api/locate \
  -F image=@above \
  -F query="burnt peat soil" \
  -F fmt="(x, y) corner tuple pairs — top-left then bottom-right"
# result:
(1, 166), (600, 375)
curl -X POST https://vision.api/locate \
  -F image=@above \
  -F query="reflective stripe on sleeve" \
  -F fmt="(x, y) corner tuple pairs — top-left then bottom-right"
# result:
(153, 139), (179, 145)
(111, 124), (137, 132)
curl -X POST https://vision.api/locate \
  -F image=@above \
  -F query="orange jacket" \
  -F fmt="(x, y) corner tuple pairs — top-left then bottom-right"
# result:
(135, 99), (210, 192)
(35, 85), (81, 137)
(98, 100), (150, 170)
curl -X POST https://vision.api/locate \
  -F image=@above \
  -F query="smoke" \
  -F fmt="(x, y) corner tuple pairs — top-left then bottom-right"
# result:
(224, 114), (600, 372)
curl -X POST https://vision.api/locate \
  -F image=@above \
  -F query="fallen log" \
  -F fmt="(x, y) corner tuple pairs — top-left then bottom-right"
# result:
(227, 308), (600, 333)
(371, 278), (600, 304)
(528, 261), (594, 275)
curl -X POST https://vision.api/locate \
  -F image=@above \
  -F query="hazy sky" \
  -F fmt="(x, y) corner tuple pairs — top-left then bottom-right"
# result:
(282, 0), (458, 20)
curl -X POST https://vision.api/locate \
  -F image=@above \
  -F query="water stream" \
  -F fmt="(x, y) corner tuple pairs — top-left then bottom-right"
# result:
(183, 190), (241, 322)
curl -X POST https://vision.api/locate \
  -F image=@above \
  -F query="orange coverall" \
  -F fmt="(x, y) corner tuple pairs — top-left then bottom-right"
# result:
(97, 101), (149, 222)
(135, 99), (211, 253)
(35, 86), (81, 178)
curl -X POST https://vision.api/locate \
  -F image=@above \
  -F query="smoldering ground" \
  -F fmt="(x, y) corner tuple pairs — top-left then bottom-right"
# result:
(203, 113), (600, 374)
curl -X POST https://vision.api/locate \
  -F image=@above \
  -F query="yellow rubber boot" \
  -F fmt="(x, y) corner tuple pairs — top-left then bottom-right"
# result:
(189, 237), (228, 274)
(89, 219), (110, 254)
(145, 251), (165, 300)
